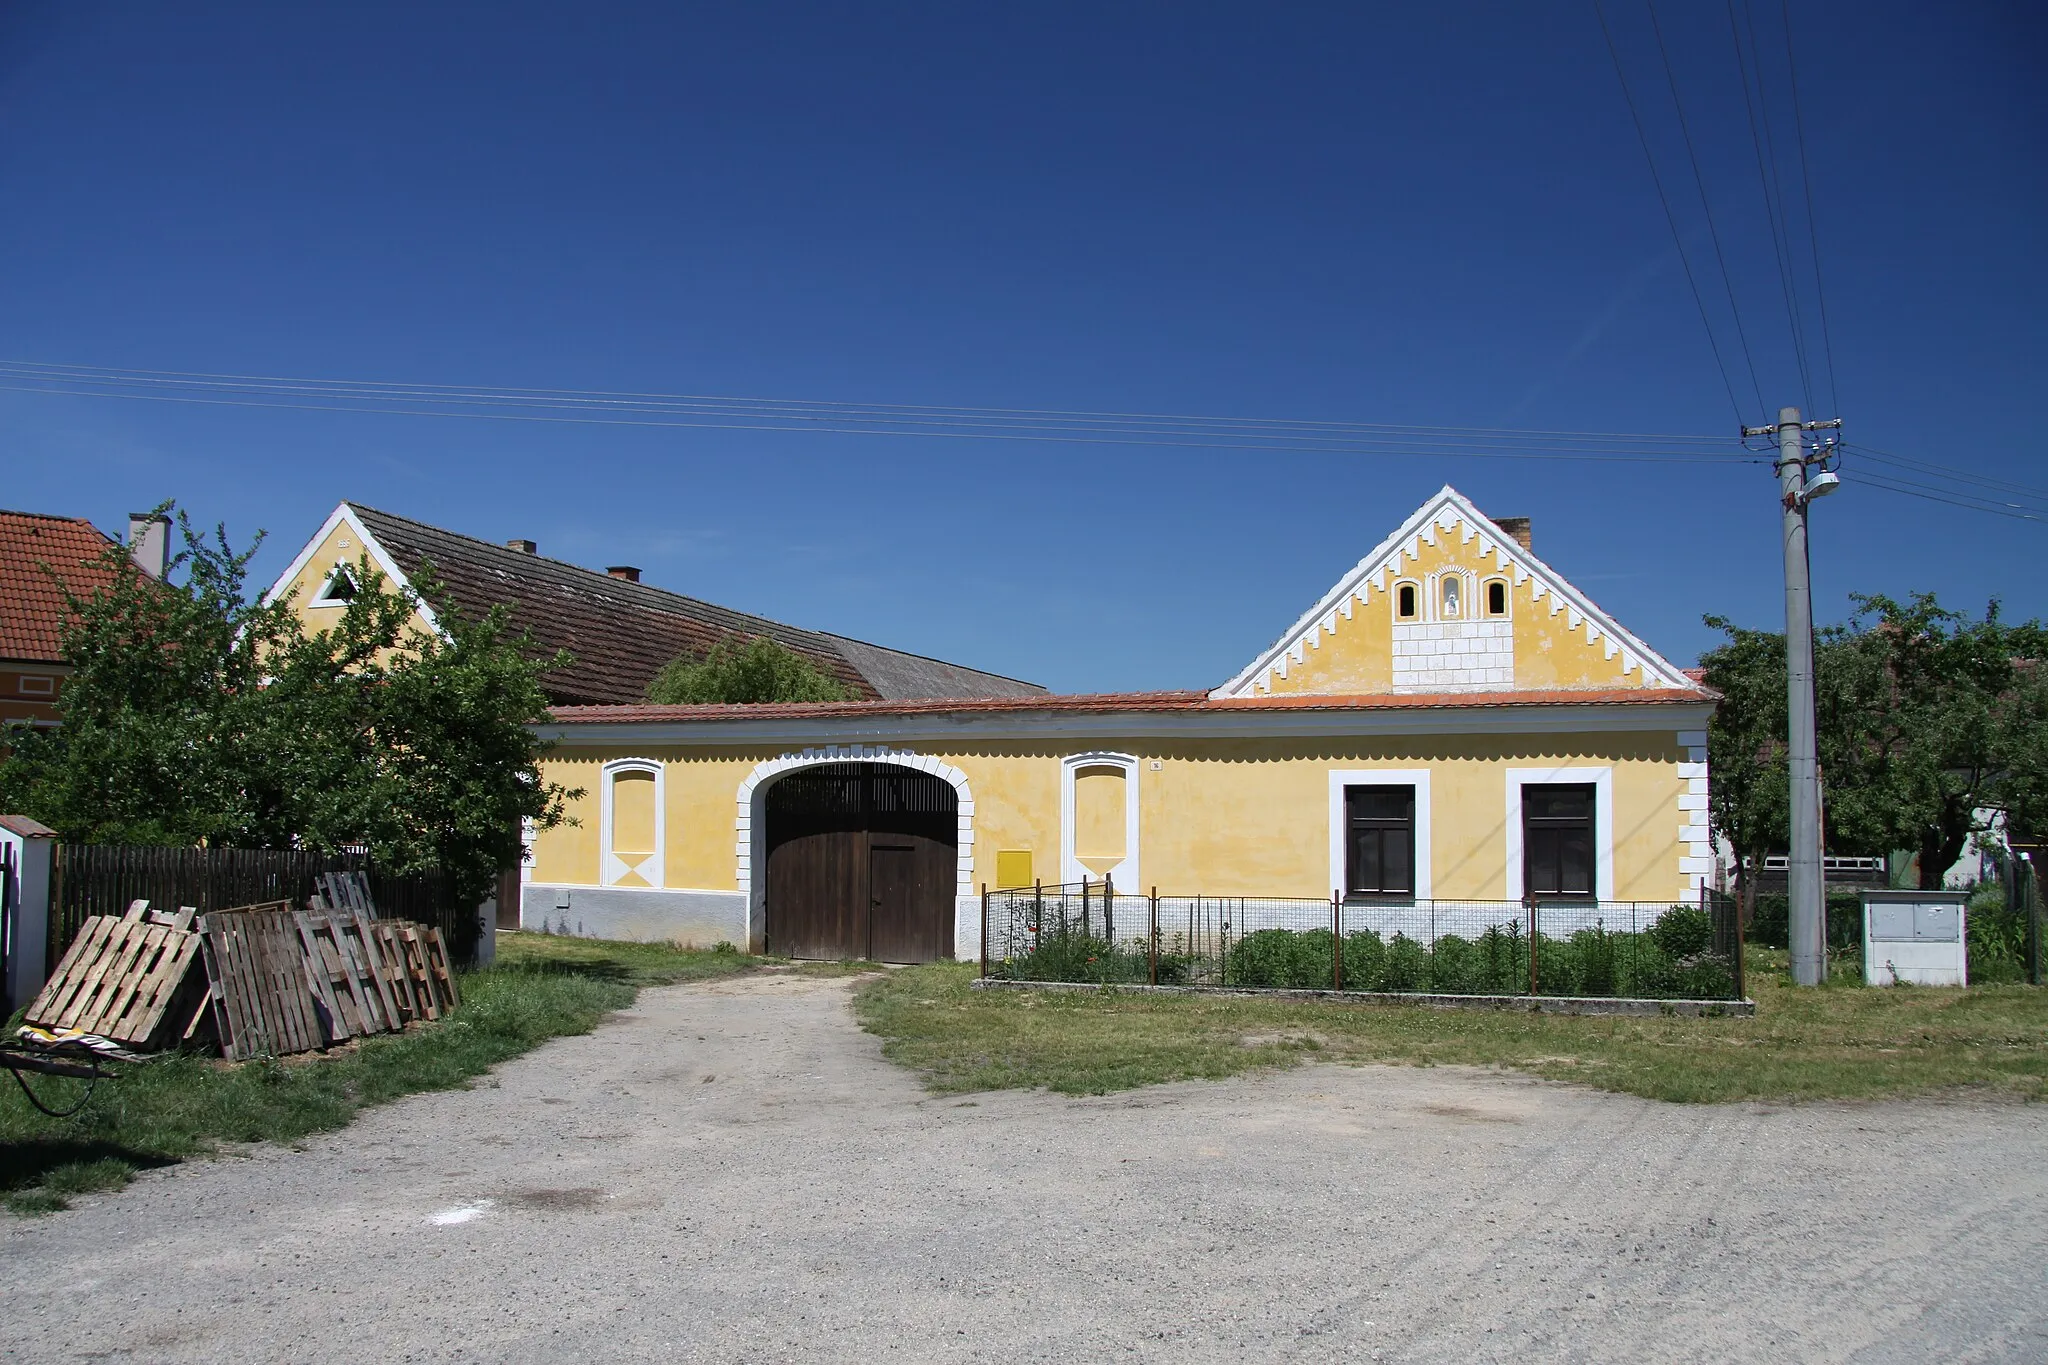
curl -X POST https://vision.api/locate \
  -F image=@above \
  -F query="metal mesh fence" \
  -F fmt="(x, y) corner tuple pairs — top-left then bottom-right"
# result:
(982, 881), (1744, 1000)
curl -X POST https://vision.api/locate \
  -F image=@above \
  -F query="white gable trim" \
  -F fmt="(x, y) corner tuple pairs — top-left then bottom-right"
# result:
(261, 502), (443, 635)
(1212, 486), (1693, 698)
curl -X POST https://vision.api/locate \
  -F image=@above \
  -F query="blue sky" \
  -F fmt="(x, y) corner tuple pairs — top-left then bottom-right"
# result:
(2, 2), (2041, 692)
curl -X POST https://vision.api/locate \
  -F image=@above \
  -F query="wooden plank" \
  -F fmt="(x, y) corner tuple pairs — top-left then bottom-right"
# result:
(205, 914), (260, 1060)
(331, 915), (388, 1034)
(421, 928), (460, 1010)
(57, 921), (154, 1033)
(307, 917), (365, 1038)
(195, 921), (240, 1059)
(122, 898), (150, 923)
(169, 906), (197, 933)
(26, 916), (114, 1027)
(354, 911), (407, 1027)
(295, 913), (351, 1042)
(181, 992), (214, 1048)
(248, 910), (314, 1054)
(108, 930), (201, 1045)
(400, 925), (440, 1020)
(218, 913), (281, 1059)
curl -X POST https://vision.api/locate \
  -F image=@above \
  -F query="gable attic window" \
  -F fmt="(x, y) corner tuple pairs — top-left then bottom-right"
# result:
(312, 565), (359, 606)
(1484, 578), (1509, 618)
(1440, 576), (1462, 619)
(1395, 582), (1418, 621)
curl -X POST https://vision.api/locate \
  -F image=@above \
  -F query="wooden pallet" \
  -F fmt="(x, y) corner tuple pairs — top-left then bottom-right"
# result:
(25, 912), (206, 1050)
(296, 908), (400, 1041)
(197, 903), (327, 1060)
(313, 870), (377, 918)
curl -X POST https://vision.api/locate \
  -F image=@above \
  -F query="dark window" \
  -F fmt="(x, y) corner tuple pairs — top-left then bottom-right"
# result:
(1523, 784), (1595, 898)
(1397, 584), (1417, 619)
(1486, 580), (1507, 616)
(1346, 785), (1415, 898)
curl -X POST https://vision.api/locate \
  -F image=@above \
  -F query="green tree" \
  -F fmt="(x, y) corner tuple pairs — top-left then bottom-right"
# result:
(645, 634), (853, 704)
(1820, 593), (2048, 888)
(1698, 616), (1789, 919)
(0, 509), (577, 906)
(1700, 593), (2048, 892)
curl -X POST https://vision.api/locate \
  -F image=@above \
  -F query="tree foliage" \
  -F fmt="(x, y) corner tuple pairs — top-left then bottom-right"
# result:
(1701, 592), (2048, 891)
(645, 634), (852, 704)
(0, 509), (577, 904)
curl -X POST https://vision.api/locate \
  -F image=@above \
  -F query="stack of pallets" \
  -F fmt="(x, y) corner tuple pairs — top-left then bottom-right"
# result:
(24, 888), (461, 1063)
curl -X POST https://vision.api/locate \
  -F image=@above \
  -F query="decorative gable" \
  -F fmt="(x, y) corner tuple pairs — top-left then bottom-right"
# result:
(1213, 486), (1694, 699)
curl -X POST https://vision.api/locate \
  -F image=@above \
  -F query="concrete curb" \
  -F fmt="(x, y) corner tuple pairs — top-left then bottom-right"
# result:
(969, 977), (1756, 1017)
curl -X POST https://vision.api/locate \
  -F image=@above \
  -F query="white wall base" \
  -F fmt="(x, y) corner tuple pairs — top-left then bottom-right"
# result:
(521, 884), (749, 949)
(523, 884), (982, 963)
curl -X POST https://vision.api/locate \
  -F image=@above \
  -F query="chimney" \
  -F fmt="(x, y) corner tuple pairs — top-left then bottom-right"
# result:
(127, 511), (170, 579)
(506, 539), (537, 555)
(606, 565), (641, 583)
(1490, 516), (1532, 552)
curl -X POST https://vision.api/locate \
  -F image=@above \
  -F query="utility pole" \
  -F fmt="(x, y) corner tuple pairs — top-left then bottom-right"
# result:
(1744, 406), (1841, 986)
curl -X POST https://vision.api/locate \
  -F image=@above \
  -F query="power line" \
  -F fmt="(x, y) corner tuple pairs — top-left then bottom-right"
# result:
(1855, 474), (2048, 523)
(1728, 0), (1815, 413)
(1779, 0), (1841, 415)
(0, 359), (1737, 444)
(1591, 0), (1749, 424)
(1841, 463), (2048, 518)
(0, 379), (1765, 465)
(1844, 443), (2048, 502)
(1646, 0), (1769, 414)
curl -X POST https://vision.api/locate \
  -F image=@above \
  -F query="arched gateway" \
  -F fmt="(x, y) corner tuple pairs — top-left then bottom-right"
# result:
(761, 762), (958, 962)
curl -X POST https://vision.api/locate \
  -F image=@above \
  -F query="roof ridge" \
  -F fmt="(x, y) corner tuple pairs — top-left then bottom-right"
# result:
(0, 508), (113, 532)
(818, 631), (1044, 689)
(344, 500), (838, 639)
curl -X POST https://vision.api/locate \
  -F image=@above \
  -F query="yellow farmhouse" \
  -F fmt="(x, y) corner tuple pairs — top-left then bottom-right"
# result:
(523, 487), (1716, 962)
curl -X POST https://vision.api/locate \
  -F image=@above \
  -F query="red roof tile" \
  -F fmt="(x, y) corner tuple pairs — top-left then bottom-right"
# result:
(0, 511), (121, 663)
(545, 686), (1716, 725)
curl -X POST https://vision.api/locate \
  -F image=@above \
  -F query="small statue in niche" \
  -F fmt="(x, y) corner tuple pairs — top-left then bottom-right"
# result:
(1441, 576), (1462, 619)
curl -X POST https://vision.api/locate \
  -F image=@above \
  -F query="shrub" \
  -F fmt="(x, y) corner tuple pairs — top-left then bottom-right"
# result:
(1225, 928), (1334, 989)
(1647, 904), (1713, 959)
(1966, 884), (2030, 984)
(1339, 929), (1386, 990)
(1382, 933), (1430, 992)
(1569, 924), (1617, 996)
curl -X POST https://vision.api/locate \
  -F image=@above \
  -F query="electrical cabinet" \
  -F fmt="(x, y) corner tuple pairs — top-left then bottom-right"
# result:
(1862, 890), (1968, 987)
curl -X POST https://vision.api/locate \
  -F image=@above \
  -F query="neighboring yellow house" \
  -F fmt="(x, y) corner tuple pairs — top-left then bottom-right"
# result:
(526, 487), (1716, 961)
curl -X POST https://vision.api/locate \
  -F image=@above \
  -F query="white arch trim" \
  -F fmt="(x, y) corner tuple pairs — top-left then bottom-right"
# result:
(735, 747), (976, 944)
(600, 758), (666, 888)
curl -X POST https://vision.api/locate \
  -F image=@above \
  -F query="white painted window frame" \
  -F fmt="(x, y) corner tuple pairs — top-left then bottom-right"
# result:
(1504, 765), (1614, 902)
(1328, 768), (1433, 901)
(1061, 752), (1140, 888)
(309, 563), (359, 608)
(599, 758), (665, 888)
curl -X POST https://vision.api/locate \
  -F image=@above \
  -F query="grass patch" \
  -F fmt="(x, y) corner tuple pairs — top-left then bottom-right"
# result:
(2, 932), (763, 1215)
(854, 958), (2048, 1103)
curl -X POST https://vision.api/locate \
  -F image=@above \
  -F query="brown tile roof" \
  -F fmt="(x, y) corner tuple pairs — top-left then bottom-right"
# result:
(0, 510), (121, 663)
(342, 504), (1045, 707)
(544, 686), (1717, 725)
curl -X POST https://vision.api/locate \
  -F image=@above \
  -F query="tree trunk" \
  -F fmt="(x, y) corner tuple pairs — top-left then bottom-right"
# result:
(1920, 829), (1971, 890)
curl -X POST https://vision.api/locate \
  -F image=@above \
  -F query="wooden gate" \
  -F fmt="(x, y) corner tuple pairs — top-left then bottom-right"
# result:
(763, 763), (957, 963)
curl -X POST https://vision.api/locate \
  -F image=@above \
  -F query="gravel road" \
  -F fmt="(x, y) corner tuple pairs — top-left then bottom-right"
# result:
(3, 971), (2043, 1363)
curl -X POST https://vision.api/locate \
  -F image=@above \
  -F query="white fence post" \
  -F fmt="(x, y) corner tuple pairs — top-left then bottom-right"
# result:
(1, 815), (57, 1010)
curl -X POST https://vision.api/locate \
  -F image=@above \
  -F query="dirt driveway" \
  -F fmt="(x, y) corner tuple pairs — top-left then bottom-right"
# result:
(3, 972), (2043, 1363)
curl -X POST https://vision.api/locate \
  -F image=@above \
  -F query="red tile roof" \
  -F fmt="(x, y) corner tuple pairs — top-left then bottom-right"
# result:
(545, 686), (1716, 725)
(0, 511), (121, 663)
